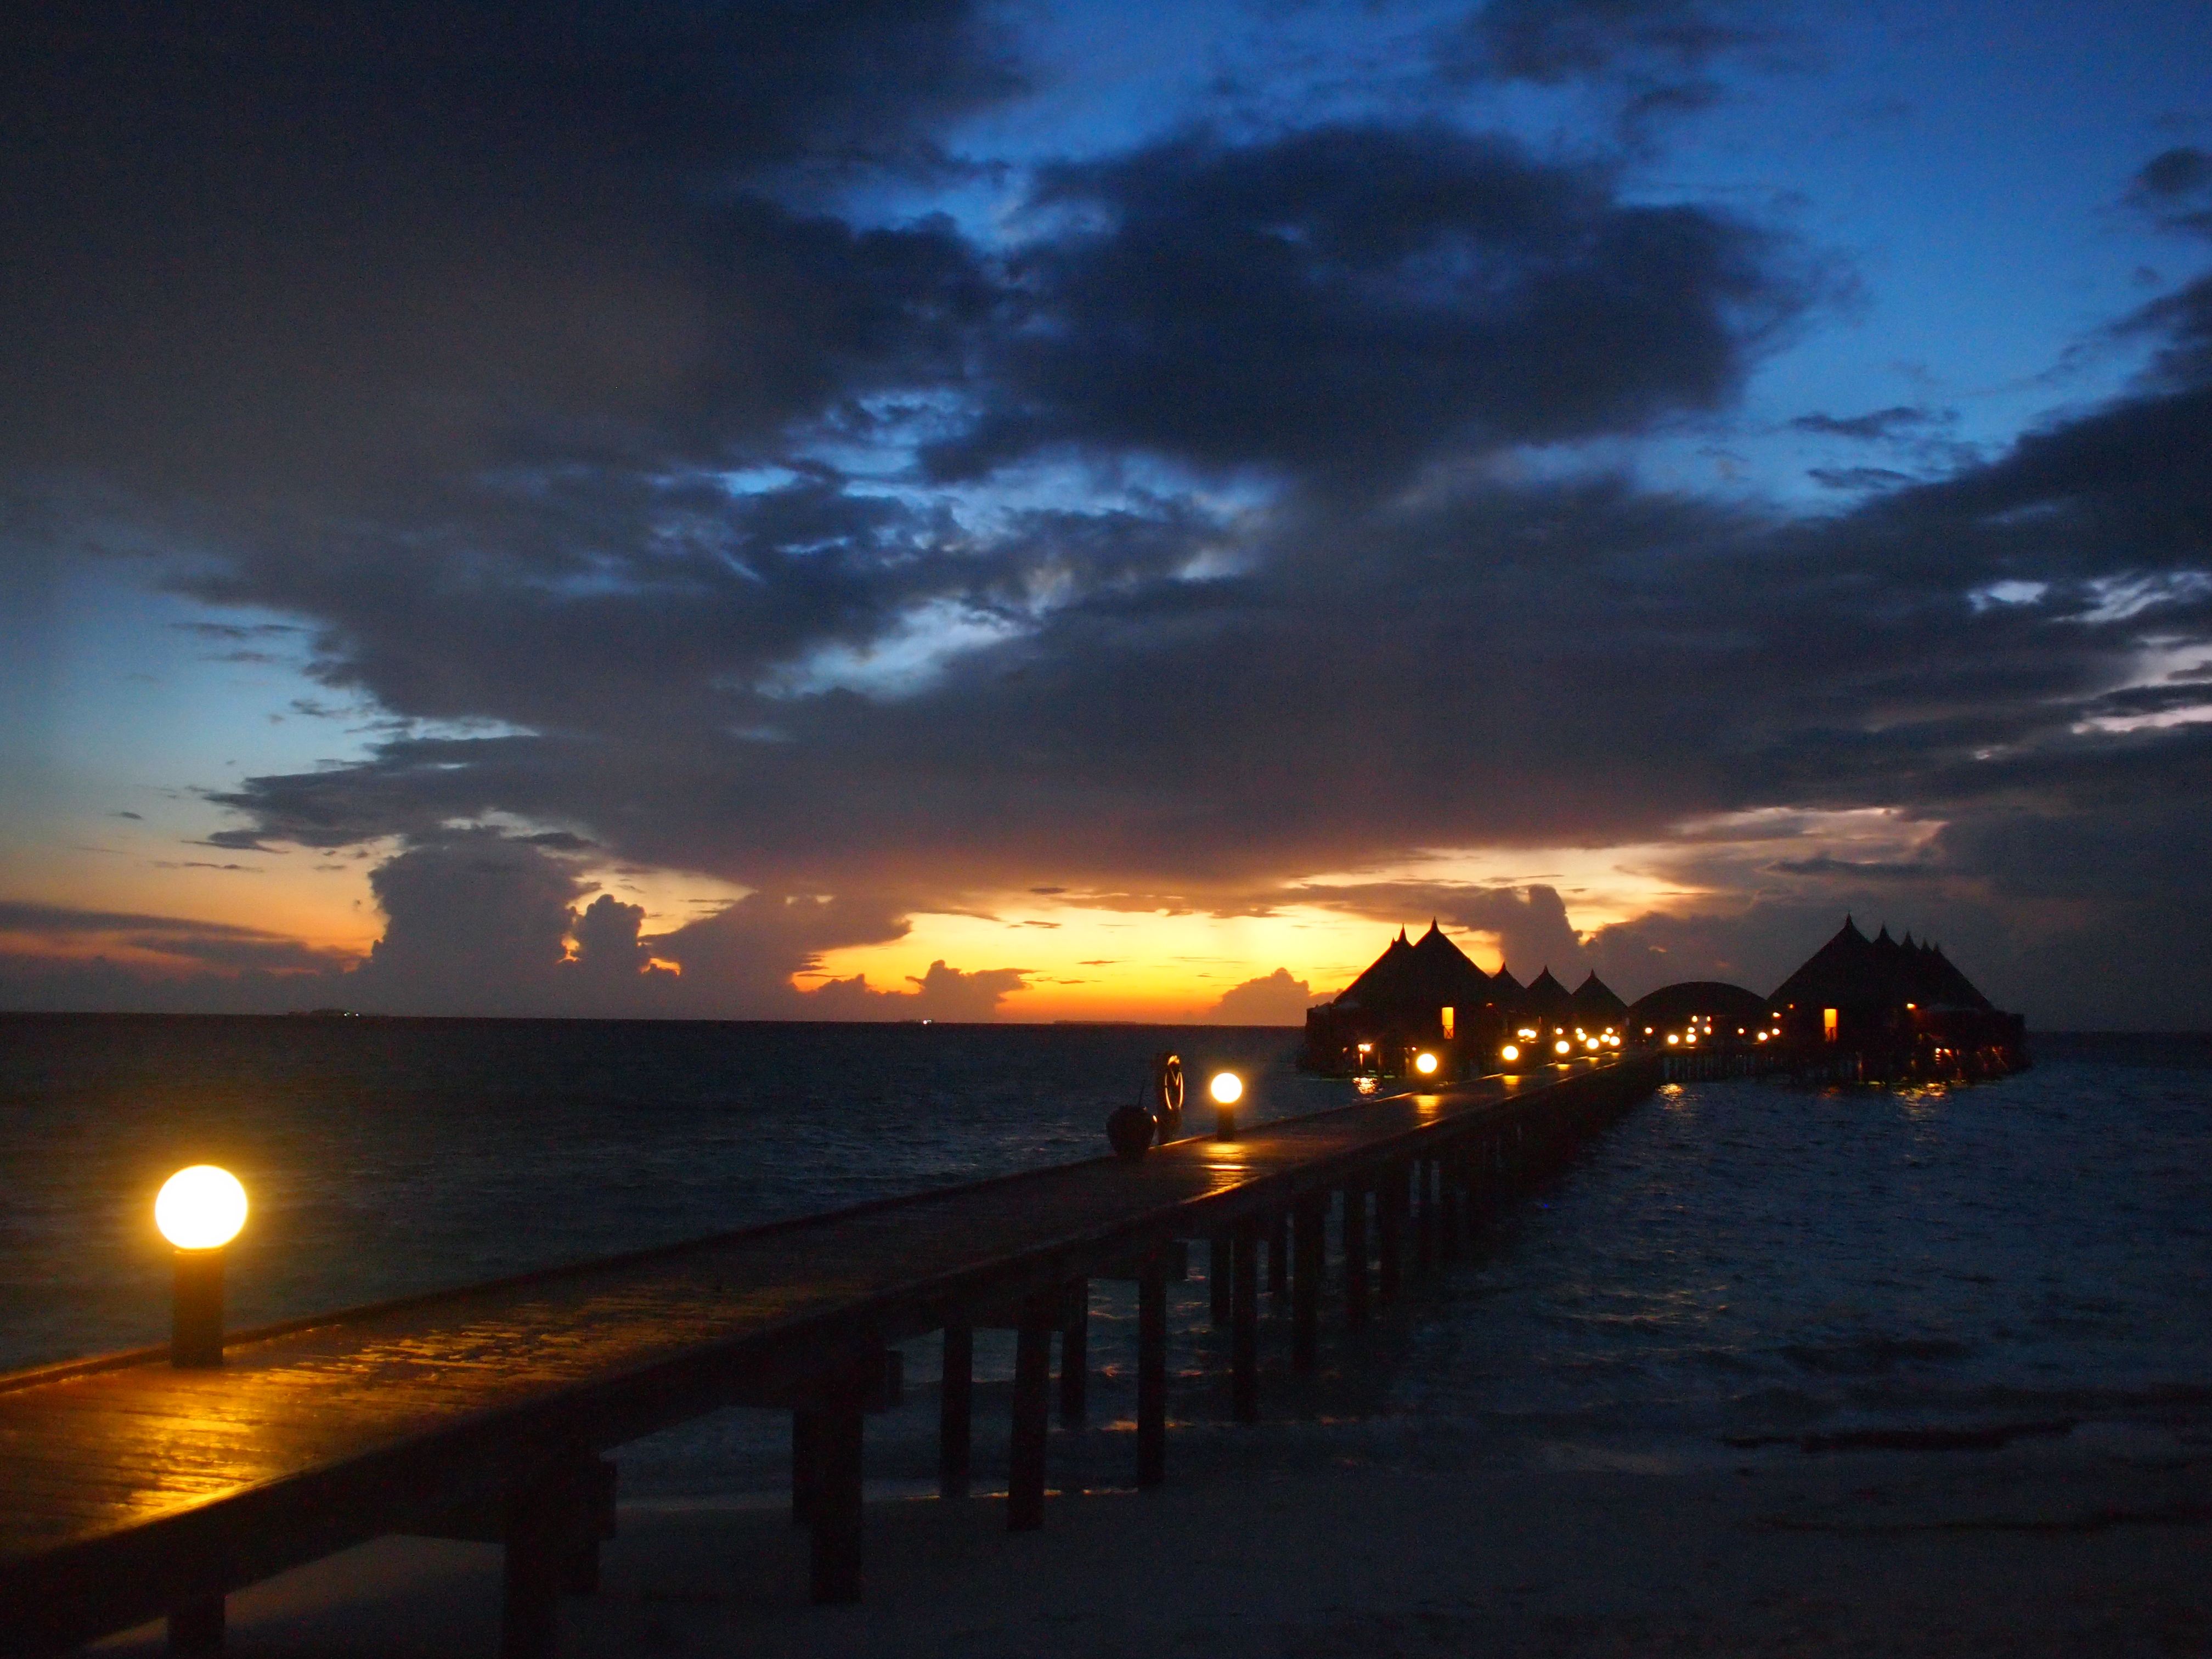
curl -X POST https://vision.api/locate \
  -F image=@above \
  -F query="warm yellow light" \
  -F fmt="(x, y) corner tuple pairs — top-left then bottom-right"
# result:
(155, 1166), (247, 1251)
(1414, 1051), (1438, 1076)
(1584, 1037), (1599, 1051)
(1500, 1043), (1520, 1063)
(1685, 1033), (1697, 1046)
(1606, 1034), (1620, 1047)
(1209, 1071), (1243, 1105)
(1518, 1028), (1537, 1040)
(1356, 1042), (1372, 1053)
(1666, 1033), (1679, 1046)
(1553, 1039), (1570, 1056)
(1757, 1031), (1769, 1042)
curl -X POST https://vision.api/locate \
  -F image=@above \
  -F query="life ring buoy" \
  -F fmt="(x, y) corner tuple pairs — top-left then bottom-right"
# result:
(1152, 1052), (1185, 1138)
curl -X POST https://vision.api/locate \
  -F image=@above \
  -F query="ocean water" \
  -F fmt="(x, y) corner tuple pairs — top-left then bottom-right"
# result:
(2, 1018), (2207, 1499)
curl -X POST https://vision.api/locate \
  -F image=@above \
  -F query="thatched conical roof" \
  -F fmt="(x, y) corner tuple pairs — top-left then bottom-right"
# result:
(1333, 922), (1492, 1013)
(1568, 970), (1628, 1027)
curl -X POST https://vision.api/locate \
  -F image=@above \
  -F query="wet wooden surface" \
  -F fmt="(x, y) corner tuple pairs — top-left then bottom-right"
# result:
(0, 1056), (1647, 1651)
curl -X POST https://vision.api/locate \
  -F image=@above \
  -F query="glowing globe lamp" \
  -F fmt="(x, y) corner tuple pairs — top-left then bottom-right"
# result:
(1553, 1039), (1570, 1056)
(1209, 1070), (1243, 1139)
(1413, 1051), (1439, 1077)
(1499, 1043), (1520, 1063)
(157, 1165), (246, 1369)
(156, 1166), (247, 1250)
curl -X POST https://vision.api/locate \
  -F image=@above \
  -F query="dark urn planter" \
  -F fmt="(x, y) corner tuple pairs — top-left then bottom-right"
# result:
(1106, 1104), (1156, 1161)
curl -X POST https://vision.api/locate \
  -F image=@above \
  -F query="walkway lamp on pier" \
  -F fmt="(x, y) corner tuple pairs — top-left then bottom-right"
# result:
(1209, 1070), (1243, 1139)
(1413, 1051), (1439, 1077)
(155, 1165), (247, 1369)
(1553, 1039), (1570, 1056)
(1499, 1043), (1520, 1063)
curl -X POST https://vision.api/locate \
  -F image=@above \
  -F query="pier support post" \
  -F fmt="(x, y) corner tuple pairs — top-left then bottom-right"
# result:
(809, 1377), (865, 1605)
(1008, 1298), (1054, 1531)
(501, 1462), (579, 1659)
(791, 1409), (817, 1525)
(1377, 1165), (1404, 1305)
(1058, 1280), (1088, 1426)
(1268, 1214), (1289, 1297)
(1137, 1257), (1167, 1487)
(1291, 1194), (1324, 1373)
(939, 1323), (973, 1499)
(1209, 1235), (1232, 1328)
(1342, 1184), (1368, 1328)
(1231, 1220), (1260, 1424)
(1414, 1158), (1436, 1277)
(1440, 1161), (1463, 1263)
(167, 1594), (223, 1657)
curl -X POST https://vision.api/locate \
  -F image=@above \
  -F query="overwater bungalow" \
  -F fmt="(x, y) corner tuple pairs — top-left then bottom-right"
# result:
(1765, 916), (2027, 1079)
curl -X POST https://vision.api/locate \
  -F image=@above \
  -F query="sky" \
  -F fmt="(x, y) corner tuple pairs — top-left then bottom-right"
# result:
(3, 0), (2210, 1029)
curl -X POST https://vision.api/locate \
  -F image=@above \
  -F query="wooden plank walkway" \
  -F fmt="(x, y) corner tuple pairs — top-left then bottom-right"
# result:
(0, 1055), (1655, 1655)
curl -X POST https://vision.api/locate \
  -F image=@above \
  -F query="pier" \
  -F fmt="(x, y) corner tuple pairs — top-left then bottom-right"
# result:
(0, 1056), (1655, 1657)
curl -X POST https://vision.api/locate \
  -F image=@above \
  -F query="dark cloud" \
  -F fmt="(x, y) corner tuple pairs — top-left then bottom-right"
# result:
(928, 123), (1811, 489)
(0, 900), (346, 979)
(2125, 146), (2212, 238)
(1431, 0), (1790, 147)
(345, 832), (588, 1013)
(1, 1), (1010, 500)
(1210, 967), (1318, 1025)
(569, 893), (662, 984)
(1790, 405), (1951, 440)
(1448, 0), (1769, 86)
(1808, 465), (1914, 491)
(810, 959), (1029, 1021)
(1765, 856), (1942, 880)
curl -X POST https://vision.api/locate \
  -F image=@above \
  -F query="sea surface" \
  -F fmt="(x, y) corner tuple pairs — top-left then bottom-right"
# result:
(2, 1017), (2207, 1499)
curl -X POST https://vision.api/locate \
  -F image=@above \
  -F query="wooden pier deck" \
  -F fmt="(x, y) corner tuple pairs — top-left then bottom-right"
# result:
(0, 1055), (1655, 1656)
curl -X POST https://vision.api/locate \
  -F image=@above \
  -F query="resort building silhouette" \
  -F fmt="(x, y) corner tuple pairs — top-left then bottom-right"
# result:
(1303, 916), (2026, 1082)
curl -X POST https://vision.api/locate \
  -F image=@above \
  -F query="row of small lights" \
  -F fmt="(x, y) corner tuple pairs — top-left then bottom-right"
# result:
(1645, 1020), (1785, 1047)
(1500, 1024), (1621, 1064)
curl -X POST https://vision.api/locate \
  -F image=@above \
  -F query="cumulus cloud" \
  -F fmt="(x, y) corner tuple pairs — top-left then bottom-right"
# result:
(810, 960), (1029, 1022)
(931, 122), (1809, 489)
(2125, 146), (2212, 239)
(1209, 968), (1317, 1025)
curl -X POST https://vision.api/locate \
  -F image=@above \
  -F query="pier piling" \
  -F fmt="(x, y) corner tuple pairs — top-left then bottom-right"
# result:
(1377, 1166), (1404, 1305)
(938, 1324), (973, 1500)
(1291, 1195), (1324, 1373)
(1342, 1184), (1369, 1327)
(1008, 1304), (1054, 1531)
(1231, 1220), (1261, 1423)
(1058, 1281), (1088, 1426)
(1136, 1260), (1167, 1487)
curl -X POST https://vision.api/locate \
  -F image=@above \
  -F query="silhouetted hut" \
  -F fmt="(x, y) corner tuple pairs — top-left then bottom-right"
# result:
(1301, 922), (1506, 1076)
(1626, 980), (1768, 1048)
(1767, 916), (2024, 1080)
(1517, 967), (1573, 1029)
(1568, 971), (1628, 1035)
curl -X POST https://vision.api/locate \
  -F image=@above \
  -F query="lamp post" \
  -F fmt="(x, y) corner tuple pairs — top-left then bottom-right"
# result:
(155, 1166), (247, 1368)
(1209, 1071), (1243, 1139)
